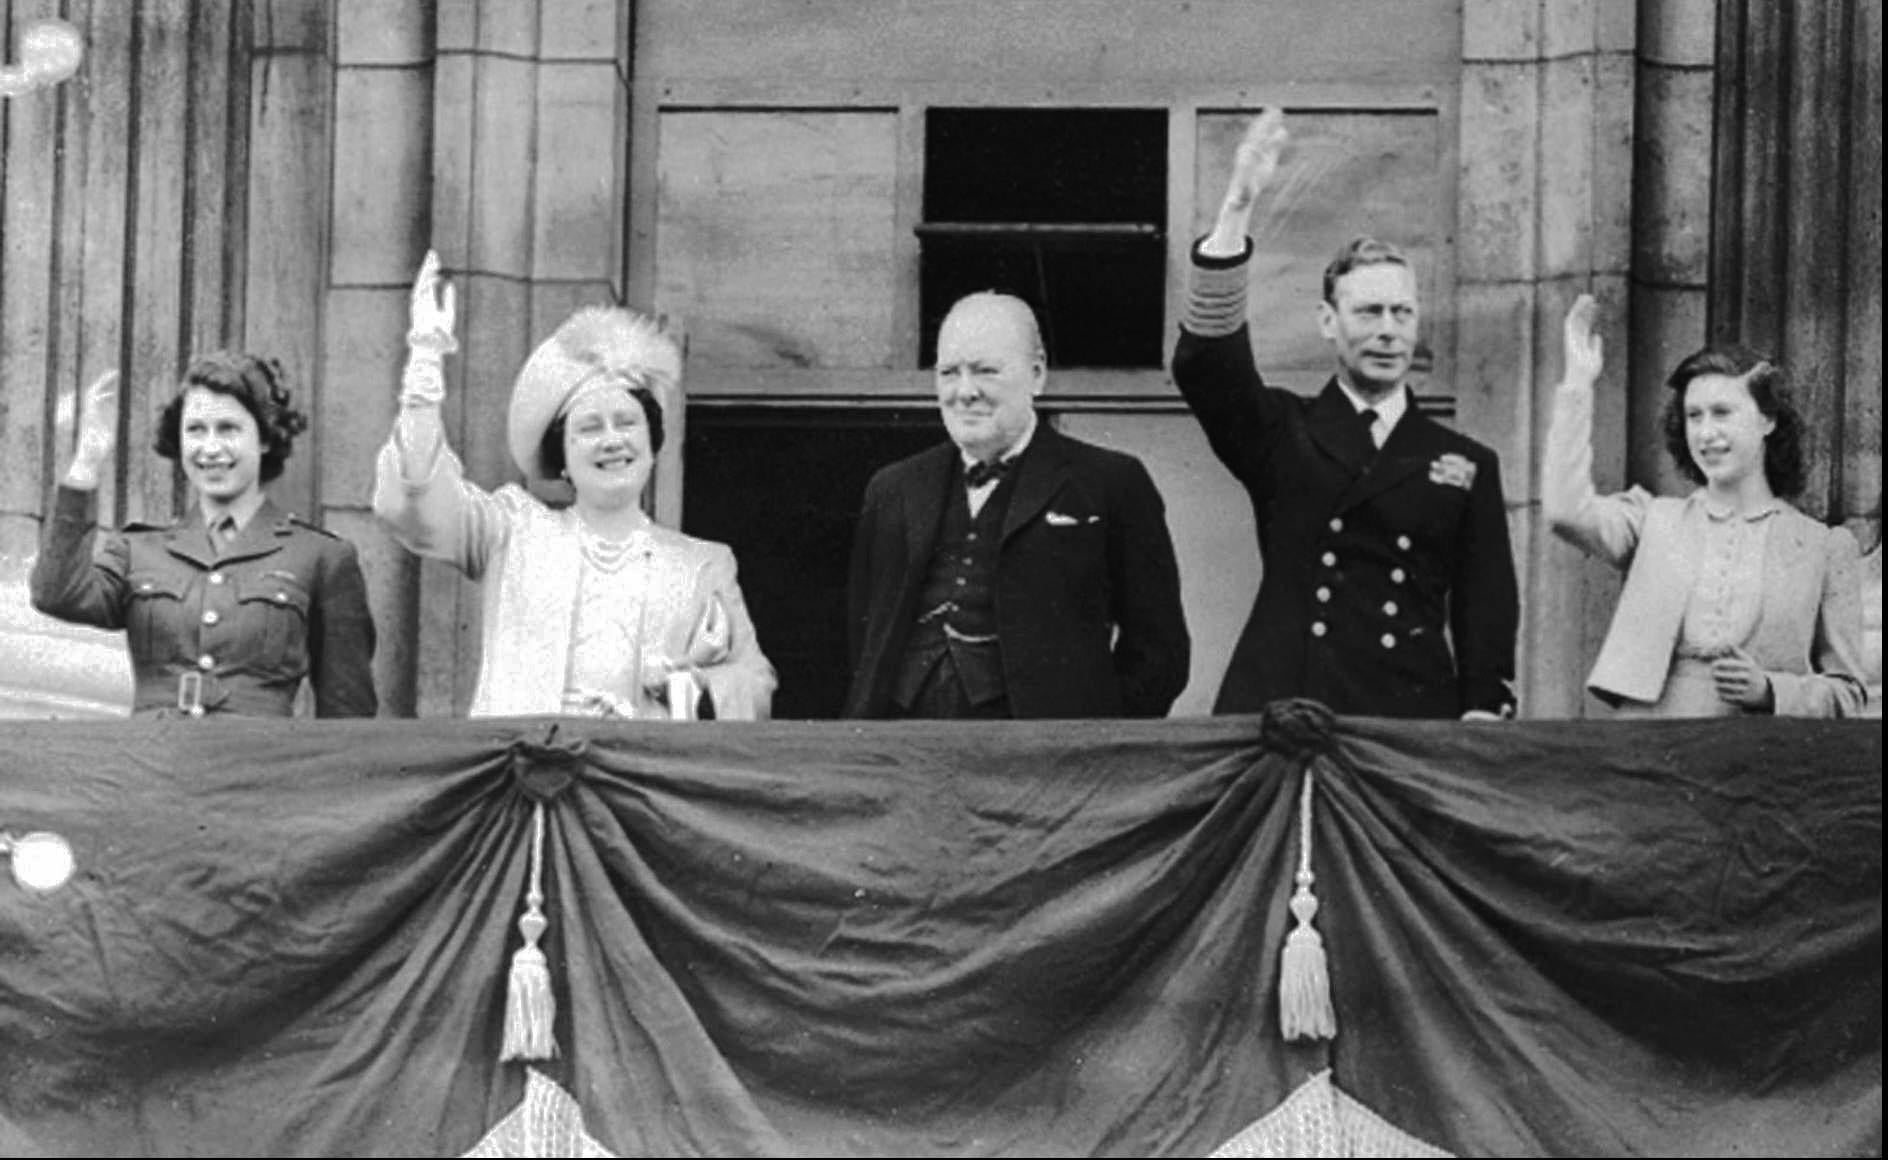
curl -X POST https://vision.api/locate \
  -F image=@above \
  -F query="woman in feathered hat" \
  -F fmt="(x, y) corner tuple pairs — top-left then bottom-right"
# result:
(372, 252), (775, 719)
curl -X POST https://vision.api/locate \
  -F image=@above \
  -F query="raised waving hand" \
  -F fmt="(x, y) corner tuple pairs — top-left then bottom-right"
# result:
(401, 250), (458, 411)
(63, 369), (121, 490)
(1204, 107), (1289, 257)
(1562, 293), (1604, 390)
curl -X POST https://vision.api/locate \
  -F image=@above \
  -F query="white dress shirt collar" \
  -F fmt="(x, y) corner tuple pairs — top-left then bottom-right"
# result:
(1334, 379), (1408, 447)
(961, 410), (1039, 476)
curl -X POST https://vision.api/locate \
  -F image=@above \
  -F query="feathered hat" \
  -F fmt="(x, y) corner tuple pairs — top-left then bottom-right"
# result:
(506, 306), (684, 486)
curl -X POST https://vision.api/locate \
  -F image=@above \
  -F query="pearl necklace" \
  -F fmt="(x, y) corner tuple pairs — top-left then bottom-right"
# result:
(579, 523), (646, 574)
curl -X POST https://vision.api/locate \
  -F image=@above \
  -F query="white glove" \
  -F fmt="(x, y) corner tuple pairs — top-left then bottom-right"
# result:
(402, 250), (457, 408)
(64, 370), (121, 490)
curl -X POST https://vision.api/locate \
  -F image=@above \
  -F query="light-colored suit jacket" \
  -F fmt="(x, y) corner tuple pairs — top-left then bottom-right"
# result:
(1543, 382), (1866, 718)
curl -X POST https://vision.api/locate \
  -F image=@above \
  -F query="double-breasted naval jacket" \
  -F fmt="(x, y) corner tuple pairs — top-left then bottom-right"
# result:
(1171, 241), (1520, 719)
(29, 486), (378, 718)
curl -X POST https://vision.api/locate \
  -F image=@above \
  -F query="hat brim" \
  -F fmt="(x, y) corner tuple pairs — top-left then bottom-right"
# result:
(505, 308), (684, 485)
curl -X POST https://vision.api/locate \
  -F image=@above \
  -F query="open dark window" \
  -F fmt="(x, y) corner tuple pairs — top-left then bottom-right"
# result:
(919, 108), (1167, 368)
(683, 406), (945, 720)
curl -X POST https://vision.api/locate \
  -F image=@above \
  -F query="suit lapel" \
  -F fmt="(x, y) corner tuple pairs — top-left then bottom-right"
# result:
(1336, 391), (1437, 514)
(164, 520), (219, 570)
(902, 444), (957, 573)
(1663, 495), (1709, 618)
(1305, 379), (1375, 479)
(1751, 504), (1813, 644)
(1003, 424), (1071, 544)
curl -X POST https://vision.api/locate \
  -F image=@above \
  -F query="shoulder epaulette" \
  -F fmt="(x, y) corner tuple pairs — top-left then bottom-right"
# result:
(283, 513), (341, 539)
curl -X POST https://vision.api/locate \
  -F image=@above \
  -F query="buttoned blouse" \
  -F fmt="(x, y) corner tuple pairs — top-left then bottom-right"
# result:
(1677, 502), (1777, 658)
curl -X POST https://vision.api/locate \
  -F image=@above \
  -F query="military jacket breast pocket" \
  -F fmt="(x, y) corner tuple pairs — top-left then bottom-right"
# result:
(236, 572), (313, 668)
(125, 570), (188, 659)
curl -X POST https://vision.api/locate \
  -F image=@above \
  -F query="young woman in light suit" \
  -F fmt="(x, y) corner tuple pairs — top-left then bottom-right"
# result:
(1543, 295), (1866, 718)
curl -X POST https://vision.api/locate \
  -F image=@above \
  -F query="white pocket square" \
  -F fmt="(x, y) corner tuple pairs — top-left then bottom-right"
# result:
(1045, 511), (1079, 526)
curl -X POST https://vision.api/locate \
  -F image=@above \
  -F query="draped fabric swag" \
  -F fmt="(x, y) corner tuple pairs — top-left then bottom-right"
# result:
(0, 710), (1878, 1157)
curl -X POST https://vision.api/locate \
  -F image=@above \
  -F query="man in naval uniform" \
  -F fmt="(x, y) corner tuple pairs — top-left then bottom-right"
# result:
(1171, 109), (1518, 719)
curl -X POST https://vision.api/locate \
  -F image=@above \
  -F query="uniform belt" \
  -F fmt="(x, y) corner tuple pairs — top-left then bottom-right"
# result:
(132, 672), (296, 719)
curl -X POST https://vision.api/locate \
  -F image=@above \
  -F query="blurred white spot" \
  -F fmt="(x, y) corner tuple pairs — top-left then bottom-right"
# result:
(3, 831), (75, 893)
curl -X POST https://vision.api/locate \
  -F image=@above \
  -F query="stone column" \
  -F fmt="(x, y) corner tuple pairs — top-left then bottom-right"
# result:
(407, 0), (633, 716)
(1630, 0), (1716, 497)
(0, 1), (246, 668)
(321, 0), (440, 716)
(1454, 0), (1638, 717)
(1709, 0), (1881, 523)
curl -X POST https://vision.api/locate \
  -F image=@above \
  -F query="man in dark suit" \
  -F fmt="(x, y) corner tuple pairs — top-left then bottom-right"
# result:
(1171, 109), (1519, 719)
(844, 292), (1191, 719)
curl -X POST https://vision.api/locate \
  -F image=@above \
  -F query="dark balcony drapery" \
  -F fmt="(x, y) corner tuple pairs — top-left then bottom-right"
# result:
(0, 711), (1879, 1157)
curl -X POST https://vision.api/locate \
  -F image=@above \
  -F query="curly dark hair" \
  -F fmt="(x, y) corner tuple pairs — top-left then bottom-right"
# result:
(153, 352), (307, 483)
(538, 384), (666, 480)
(1660, 345), (1804, 498)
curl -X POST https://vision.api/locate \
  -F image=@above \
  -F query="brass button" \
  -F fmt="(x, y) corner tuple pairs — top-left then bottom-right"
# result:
(1311, 621), (1327, 637)
(1315, 587), (1331, 603)
(1321, 551), (1336, 568)
(202, 610), (220, 626)
(275, 591), (290, 603)
(1396, 535), (1412, 551)
(1383, 601), (1398, 616)
(1391, 568), (1406, 584)
(197, 654), (214, 670)
(1329, 517), (1344, 533)
(208, 572), (225, 585)
(188, 705), (206, 718)
(1380, 633), (1396, 649)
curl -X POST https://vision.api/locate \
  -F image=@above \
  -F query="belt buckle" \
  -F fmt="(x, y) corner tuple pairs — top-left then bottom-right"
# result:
(176, 671), (206, 718)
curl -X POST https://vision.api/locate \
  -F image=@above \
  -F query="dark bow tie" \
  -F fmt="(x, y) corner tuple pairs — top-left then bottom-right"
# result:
(964, 458), (1014, 489)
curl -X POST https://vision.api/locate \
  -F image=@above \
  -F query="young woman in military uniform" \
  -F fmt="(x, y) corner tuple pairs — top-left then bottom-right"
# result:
(30, 354), (378, 718)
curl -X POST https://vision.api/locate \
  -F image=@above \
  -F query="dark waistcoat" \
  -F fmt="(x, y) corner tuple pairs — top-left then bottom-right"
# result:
(891, 473), (1012, 707)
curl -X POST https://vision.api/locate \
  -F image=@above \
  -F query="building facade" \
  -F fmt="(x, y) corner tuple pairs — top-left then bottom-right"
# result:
(0, 0), (1878, 718)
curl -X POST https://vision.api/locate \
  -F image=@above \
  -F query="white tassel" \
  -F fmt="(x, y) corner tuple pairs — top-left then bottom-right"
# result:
(501, 803), (558, 1061)
(1279, 772), (1336, 1041)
